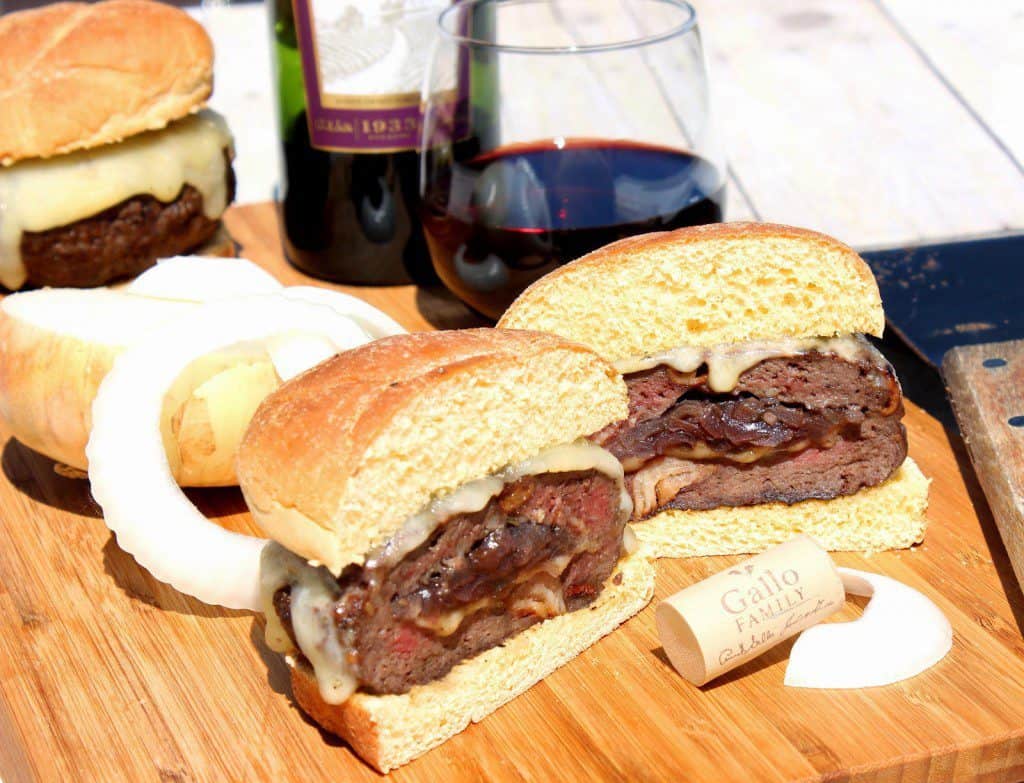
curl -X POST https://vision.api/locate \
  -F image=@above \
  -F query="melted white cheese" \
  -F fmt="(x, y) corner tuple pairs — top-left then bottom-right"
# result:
(663, 439), (814, 465)
(614, 335), (871, 392)
(261, 439), (629, 706)
(0, 110), (233, 290)
(260, 543), (359, 704)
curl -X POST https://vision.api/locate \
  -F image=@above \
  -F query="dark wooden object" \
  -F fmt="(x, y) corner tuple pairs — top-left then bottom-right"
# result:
(944, 339), (1024, 590)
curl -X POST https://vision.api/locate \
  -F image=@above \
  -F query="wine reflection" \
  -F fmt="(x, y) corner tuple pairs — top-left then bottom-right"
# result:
(422, 139), (724, 319)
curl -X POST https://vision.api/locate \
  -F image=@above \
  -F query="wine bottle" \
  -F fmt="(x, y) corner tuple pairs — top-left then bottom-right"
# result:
(272, 0), (451, 285)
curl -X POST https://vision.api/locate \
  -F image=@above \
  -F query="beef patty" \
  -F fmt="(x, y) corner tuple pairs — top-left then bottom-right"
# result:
(592, 348), (906, 518)
(273, 469), (624, 696)
(20, 156), (235, 288)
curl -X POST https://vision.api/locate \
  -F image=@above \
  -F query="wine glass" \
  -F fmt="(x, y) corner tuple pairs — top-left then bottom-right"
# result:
(419, 0), (725, 319)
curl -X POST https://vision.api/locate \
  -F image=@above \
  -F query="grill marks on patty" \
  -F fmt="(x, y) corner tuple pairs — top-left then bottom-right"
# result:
(273, 470), (624, 696)
(592, 350), (907, 518)
(20, 154), (235, 288)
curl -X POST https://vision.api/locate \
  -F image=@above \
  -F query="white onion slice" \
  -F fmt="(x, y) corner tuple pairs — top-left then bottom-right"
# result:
(125, 256), (283, 301)
(268, 288), (403, 379)
(280, 286), (406, 338)
(86, 294), (378, 610)
(784, 567), (952, 689)
(268, 333), (358, 382)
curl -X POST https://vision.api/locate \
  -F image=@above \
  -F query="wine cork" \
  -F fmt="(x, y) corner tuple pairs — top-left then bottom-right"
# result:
(656, 535), (845, 686)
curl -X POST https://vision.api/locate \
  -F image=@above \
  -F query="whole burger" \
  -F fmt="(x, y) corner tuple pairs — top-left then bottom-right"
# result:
(237, 328), (655, 772)
(500, 223), (929, 557)
(0, 0), (235, 290)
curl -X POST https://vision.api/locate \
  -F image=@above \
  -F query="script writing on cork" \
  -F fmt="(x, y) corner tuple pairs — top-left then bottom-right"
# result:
(656, 535), (846, 685)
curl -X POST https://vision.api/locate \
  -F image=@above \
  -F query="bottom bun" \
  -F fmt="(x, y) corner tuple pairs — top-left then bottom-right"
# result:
(289, 548), (656, 773)
(635, 457), (930, 558)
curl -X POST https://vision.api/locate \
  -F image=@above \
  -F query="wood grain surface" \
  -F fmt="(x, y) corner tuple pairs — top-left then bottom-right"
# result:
(697, 0), (1024, 247)
(944, 339), (1024, 594)
(1, 204), (1023, 782)
(878, 0), (1024, 169)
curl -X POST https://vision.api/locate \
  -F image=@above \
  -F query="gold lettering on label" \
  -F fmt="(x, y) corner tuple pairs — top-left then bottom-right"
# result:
(359, 118), (420, 136)
(314, 118), (354, 133)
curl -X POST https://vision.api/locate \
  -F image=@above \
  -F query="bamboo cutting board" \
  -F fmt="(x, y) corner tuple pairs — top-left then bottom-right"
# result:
(1, 204), (1023, 783)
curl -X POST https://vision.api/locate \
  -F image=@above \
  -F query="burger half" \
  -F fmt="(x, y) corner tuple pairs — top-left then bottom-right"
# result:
(237, 329), (655, 772)
(499, 223), (929, 557)
(0, 0), (235, 290)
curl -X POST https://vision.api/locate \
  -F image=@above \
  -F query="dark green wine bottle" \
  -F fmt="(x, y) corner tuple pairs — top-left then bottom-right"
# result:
(271, 1), (450, 285)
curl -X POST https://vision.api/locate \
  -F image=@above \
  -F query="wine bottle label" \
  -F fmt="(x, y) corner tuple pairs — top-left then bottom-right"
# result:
(292, 0), (462, 153)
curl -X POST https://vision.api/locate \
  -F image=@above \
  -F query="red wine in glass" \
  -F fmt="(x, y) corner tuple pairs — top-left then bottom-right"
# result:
(420, 139), (725, 319)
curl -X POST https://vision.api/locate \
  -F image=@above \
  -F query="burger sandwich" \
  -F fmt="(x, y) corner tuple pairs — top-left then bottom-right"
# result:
(236, 329), (655, 772)
(499, 223), (929, 557)
(0, 0), (235, 290)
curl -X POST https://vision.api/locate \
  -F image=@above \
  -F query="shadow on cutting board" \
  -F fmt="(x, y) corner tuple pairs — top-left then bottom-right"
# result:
(249, 618), (352, 751)
(249, 618), (293, 697)
(2, 438), (101, 518)
(415, 285), (490, 331)
(648, 637), (798, 690)
(0, 439), (253, 523)
(185, 485), (252, 521)
(101, 534), (249, 620)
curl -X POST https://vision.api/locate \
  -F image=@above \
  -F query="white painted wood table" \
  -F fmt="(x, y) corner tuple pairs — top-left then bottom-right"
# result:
(193, 0), (1024, 249)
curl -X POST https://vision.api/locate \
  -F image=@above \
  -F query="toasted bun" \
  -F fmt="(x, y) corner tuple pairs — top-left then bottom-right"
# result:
(288, 548), (655, 773)
(238, 329), (628, 575)
(635, 458), (929, 558)
(499, 223), (885, 362)
(0, 1), (213, 164)
(0, 289), (278, 486)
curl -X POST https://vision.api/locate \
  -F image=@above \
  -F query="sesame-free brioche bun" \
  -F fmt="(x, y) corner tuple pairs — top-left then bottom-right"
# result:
(635, 458), (929, 558)
(289, 548), (655, 773)
(0, 0), (213, 165)
(498, 222), (885, 361)
(237, 329), (628, 576)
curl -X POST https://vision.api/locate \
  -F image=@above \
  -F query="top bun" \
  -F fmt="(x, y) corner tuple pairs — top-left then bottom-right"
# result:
(237, 329), (627, 575)
(499, 223), (885, 362)
(0, 0), (213, 165)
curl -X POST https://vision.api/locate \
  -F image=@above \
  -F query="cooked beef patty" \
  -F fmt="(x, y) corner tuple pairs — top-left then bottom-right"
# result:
(592, 348), (906, 518)
(273, 469), (624, 696)
(21, 158), (235, 288)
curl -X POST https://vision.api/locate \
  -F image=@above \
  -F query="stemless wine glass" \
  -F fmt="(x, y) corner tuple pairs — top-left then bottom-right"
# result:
(419, 0), (725, 319)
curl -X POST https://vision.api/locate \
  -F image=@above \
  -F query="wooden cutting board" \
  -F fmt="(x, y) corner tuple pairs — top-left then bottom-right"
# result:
(2, 203), (1023, 783)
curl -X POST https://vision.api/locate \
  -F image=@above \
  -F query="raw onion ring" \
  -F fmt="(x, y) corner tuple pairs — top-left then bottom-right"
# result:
(125, 256), (283, 301)
(86, 294), (382, 610)
(278, 286), (405, 338)
(784, 567), (952, 688)
(267, 288), (405, 380)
